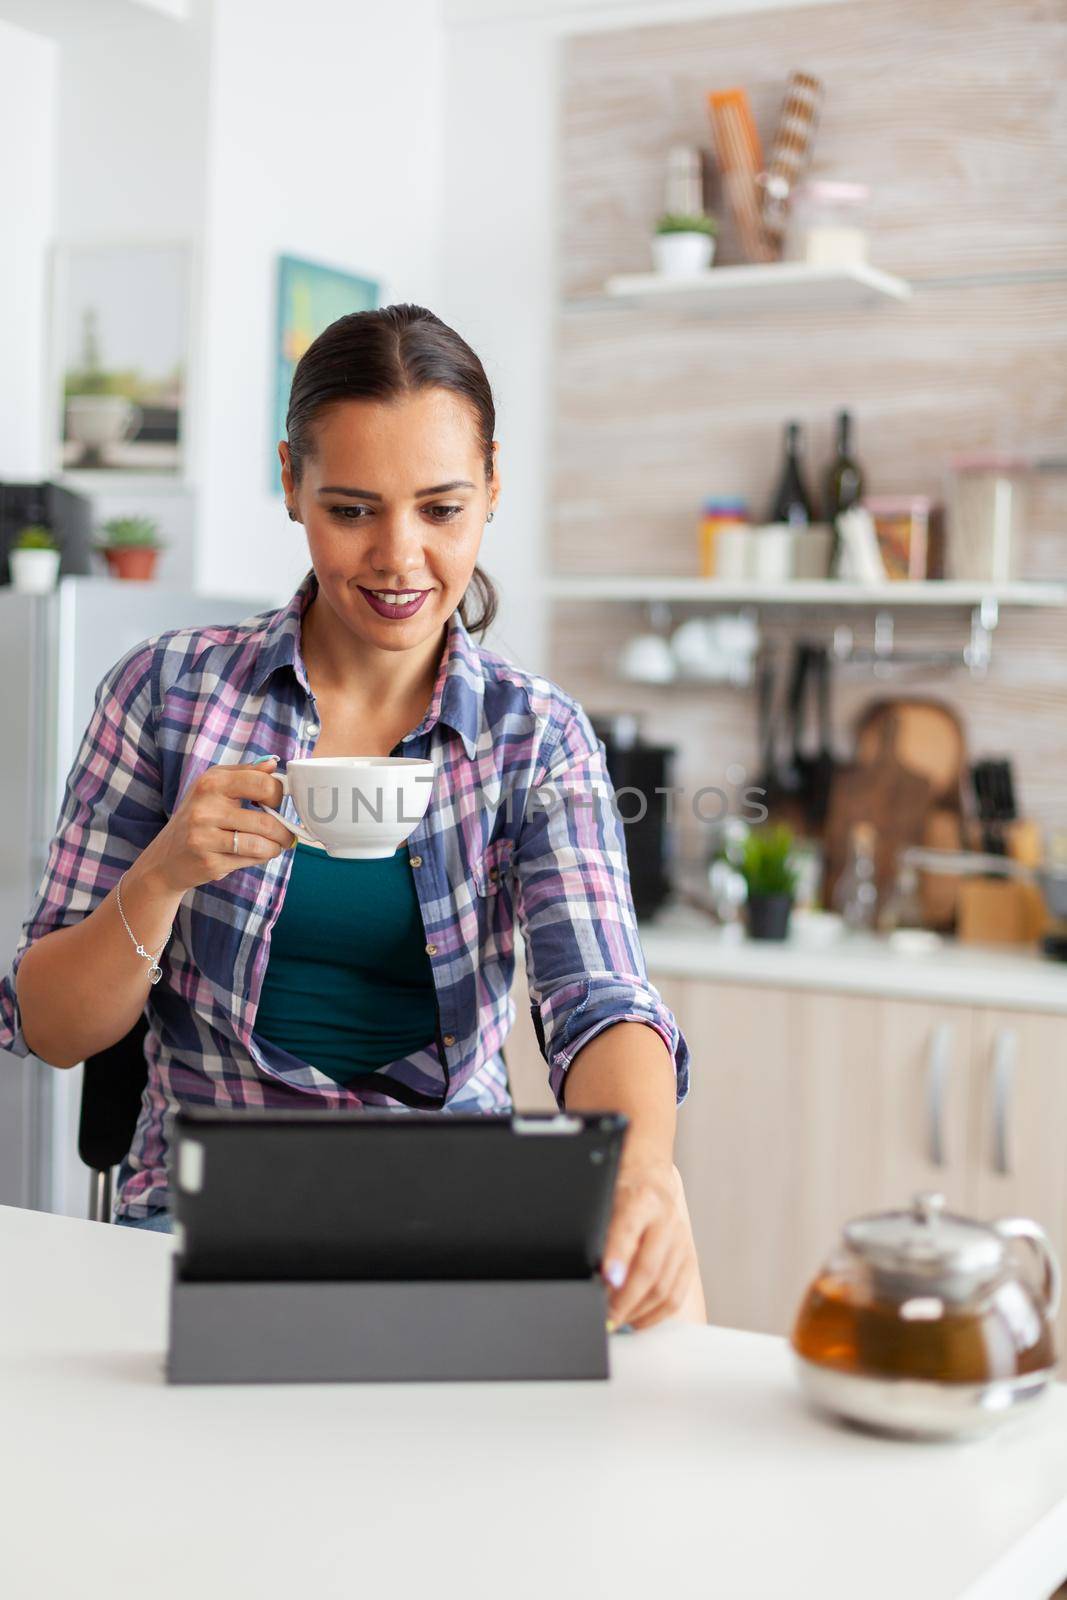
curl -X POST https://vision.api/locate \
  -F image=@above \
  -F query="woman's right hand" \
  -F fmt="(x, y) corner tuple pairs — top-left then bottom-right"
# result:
(133, 755), (297, 897)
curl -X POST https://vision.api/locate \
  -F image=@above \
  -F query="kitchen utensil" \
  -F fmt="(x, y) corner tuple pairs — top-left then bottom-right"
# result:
(821, 710), (932, 909)
(618, 632), (676, 684)
(760, 71), (823, 259)
(791, 1191), (1060, 1439)
(854, 699), (966, 806)
(708, 88), (775, 263)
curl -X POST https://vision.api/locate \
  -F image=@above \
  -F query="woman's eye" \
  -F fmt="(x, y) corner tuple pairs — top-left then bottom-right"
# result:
(425, 504), (462, 522)
(329, 504), (371, 521)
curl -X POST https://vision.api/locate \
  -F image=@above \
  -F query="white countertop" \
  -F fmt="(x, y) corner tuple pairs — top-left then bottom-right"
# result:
(4, 1204), (1067, 1600)
(637, 904), (1067, 1014)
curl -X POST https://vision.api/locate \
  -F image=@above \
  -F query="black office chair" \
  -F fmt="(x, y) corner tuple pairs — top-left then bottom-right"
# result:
(78, 1016), (149, 1222)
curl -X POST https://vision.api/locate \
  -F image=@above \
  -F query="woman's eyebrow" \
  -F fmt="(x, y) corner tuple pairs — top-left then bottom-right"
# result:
(317, 480), (475, 500)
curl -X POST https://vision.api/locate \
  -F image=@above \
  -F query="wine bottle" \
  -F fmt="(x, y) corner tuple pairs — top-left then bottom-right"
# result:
(824, 409), (864, 523)
(768, 421), (816, 526)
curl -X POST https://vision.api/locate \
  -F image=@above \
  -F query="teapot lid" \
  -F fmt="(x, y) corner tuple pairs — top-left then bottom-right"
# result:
(843, 1192), (1005, 1289)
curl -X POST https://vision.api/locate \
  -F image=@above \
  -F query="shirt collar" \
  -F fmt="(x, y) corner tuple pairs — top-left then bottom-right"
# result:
(252, 567), (485, 760)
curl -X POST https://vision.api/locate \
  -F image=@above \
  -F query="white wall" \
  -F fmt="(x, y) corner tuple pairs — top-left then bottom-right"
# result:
(0, 18), (57, 480)
(194, 0), (446, 602)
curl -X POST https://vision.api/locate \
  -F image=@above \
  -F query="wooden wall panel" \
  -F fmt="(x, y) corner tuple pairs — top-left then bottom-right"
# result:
(548, 0), (1067, 851)
(558, 0), (1067, 293)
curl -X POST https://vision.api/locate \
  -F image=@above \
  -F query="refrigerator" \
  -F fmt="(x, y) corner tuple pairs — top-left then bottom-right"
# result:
(0, 576), (275, 1218)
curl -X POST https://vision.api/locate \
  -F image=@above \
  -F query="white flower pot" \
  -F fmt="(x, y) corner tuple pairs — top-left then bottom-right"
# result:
(651, 232), (715, 277)
(9, 548), (61, 594)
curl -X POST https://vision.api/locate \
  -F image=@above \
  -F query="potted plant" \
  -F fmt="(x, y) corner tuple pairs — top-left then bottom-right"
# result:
(651, 212), (719, 277)
(9, 525), (62, 594)
(740, 825), (799, 942)
(93, 516), (165, 581)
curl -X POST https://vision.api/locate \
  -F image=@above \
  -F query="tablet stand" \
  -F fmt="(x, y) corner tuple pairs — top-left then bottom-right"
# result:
(167, 1263), (610, 1383)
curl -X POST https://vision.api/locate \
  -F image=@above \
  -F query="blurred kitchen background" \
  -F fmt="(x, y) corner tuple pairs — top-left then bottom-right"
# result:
(1, 0), (1066, 1348)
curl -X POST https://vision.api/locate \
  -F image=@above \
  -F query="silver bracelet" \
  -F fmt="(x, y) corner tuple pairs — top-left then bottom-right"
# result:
(115, 870), (172, 985)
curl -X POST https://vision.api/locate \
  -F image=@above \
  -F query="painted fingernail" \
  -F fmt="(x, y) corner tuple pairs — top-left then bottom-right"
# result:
(605, 1318), (617, 1334)
(289, 834), (298, 848)
(604, 1259), (627, 1289)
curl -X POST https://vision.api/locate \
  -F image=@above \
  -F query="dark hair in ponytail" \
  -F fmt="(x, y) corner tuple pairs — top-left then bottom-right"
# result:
(286, 303), (498, 637)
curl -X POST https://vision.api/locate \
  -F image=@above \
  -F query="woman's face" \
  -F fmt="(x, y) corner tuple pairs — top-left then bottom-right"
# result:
(280, 388), (498, 653)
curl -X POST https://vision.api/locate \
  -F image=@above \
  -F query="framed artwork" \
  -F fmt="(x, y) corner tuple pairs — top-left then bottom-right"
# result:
(51, 240), (190, 478)
(271, 253), (380, 492)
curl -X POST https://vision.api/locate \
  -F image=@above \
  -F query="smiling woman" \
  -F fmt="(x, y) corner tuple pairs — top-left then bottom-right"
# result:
(4, 304), (705, 1333)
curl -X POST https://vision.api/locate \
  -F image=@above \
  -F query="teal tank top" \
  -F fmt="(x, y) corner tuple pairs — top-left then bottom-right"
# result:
(252, 841), (438, 1085)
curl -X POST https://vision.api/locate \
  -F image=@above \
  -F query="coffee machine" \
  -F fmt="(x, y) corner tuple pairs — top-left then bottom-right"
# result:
(590, 713), (675, 921)
(0, 481), (93, 585)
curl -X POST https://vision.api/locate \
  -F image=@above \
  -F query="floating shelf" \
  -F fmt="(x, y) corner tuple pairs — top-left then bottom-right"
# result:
(595, 261), (912, 313)
(546, 577), (1067, 608)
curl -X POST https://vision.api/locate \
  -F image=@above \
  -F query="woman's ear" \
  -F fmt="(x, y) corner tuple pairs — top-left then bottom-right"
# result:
(488, 439), (501, 517)
(278, 440), (294, 500)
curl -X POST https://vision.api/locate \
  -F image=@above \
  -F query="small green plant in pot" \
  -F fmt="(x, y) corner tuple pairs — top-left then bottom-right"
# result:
(652, 212), (720, 277)
(93, 516), (165, 582)
(740, 824), (799, 942)
(9, 524), (62, 594)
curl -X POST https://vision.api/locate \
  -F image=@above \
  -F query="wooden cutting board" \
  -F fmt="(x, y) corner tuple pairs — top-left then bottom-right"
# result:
(854, 699), (966, 806)
(822, 713), (933, 908)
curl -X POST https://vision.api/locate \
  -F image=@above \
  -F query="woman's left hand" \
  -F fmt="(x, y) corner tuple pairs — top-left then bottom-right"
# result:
(601, 1160), (707, 1331)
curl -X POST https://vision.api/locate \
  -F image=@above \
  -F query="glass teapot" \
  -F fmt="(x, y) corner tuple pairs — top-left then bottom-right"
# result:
(790, 1192), (1060, 1439)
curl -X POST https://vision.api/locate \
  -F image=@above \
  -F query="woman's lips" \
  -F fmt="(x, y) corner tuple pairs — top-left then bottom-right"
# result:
(357, 586), (431, 620)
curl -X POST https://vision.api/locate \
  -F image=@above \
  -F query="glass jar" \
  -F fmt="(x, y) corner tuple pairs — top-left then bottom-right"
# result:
(947, 456), (1030, 582)
(786, 181), (869, 266)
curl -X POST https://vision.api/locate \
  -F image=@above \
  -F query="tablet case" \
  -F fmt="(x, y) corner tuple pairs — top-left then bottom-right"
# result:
(166, 1109), (625, 1384)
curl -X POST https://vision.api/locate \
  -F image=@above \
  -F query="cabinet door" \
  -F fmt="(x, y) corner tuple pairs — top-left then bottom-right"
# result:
(787, 992), (974, 1314)
(668, 977), (800, 1335)
(966, 1007), (1067, 1353)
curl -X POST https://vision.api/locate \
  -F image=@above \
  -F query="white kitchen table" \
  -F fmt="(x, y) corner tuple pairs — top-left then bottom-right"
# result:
(3, 1204), (1067, 1600)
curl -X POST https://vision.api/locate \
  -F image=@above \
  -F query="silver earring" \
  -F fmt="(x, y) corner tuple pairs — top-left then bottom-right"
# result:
(287, 508), (297, 522)
(487, 510), (495, 523)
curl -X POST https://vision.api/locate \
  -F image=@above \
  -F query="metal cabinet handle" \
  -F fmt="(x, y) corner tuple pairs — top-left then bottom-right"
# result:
(924, 1021), (954, 1168)
(991, 1027), (1018, 1176)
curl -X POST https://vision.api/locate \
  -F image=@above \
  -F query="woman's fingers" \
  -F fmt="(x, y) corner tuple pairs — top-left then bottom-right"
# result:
(607, 1211), (676, 1328)
(625, 1242), (691, 1330)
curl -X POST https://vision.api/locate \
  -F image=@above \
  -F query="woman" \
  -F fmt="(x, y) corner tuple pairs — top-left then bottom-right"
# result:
(1, 304), (704, 1332)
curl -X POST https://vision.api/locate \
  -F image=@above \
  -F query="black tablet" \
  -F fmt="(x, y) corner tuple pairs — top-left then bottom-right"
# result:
(169, 1108), (628, 1284)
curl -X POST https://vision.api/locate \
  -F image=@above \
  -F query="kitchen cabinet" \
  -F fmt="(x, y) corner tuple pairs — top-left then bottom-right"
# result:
(664, 977), (1067, 1354)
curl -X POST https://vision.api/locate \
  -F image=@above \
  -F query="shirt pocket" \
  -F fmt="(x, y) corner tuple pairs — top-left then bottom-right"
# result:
(472, 836), (514, 900)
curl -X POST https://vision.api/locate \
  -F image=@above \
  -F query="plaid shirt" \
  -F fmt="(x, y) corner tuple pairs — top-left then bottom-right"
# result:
(0, 567), (689, 1217)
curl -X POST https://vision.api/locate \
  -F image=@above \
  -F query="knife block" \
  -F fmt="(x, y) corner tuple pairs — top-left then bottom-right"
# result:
(167, 1262), (610, 1384)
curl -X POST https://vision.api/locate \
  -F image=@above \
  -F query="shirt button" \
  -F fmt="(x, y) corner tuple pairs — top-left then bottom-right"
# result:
(442, 1034), (455, 1047)
(305, 721), (320, 737)
(425, 942), (437, 956)
(409, 854), (422, 868)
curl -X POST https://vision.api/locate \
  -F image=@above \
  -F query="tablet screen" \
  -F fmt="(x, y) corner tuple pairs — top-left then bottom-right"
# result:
(170, 1109), (627, 1283)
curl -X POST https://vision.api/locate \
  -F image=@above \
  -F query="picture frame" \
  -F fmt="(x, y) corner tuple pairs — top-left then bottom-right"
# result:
(270, 253), (380, 493)
(49, 239), (192, 484)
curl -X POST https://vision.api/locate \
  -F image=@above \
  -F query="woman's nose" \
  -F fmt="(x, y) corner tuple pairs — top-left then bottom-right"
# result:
(366, 514), (425, 577)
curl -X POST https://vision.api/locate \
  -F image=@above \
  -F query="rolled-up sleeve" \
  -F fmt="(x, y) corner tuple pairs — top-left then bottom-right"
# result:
(512, 701), (690, 1109)
(0, 640), (165, 1059)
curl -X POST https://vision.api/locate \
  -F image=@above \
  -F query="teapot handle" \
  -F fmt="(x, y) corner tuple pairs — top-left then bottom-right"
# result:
(993, 1217), (1061, 1320)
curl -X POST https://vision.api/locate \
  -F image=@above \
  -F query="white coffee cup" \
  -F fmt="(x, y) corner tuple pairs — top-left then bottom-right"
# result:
(254, 756), (435, 859)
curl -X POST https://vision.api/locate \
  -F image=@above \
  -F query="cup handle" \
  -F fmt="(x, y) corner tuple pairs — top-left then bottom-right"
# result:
(253, 770), (321, 849)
